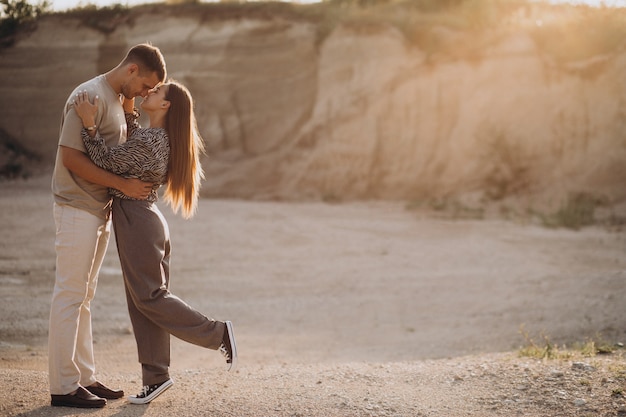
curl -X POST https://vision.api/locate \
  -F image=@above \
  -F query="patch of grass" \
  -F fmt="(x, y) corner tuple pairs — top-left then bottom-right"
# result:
(322, 192), (342, 203)
(540, 192), (607, 230)
(448, 200), (484, 219)
(600, 350), (625, 382)
(518, 327), (573, 360)
(405, 197), (484, 220)
(518, 327), (622, 360)
(611, 366), (626, 384)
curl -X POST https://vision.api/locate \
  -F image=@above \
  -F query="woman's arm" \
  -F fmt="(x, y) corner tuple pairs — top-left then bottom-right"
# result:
(74, 92), (133, 173)
(80, 129), (155, 176)
(73, 91), (155, 196)
(61, 146), (152, 198)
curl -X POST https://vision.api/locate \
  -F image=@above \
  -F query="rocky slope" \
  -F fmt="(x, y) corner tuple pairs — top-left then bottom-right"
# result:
(1, 4), (625, 207)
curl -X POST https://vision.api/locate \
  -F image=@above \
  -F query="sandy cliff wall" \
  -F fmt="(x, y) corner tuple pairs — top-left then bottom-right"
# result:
(1, 9), (624, 205)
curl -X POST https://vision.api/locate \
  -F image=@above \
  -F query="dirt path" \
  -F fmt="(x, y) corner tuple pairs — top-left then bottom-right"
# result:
(0, 175), (625, 416)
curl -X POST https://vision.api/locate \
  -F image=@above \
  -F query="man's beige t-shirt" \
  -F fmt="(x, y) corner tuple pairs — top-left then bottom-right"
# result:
(52, 75), (128, 220)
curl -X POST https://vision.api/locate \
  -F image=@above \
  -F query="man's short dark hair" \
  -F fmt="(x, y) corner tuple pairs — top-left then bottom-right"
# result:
(123, 43), (167, 83)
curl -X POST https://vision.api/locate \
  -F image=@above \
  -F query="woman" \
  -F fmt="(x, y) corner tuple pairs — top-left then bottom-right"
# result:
(73, 81), (237, 405)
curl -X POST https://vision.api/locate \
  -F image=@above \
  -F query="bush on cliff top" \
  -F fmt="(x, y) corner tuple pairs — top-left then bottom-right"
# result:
(0, 0), (49, 46)
(3, 0), (626, 63)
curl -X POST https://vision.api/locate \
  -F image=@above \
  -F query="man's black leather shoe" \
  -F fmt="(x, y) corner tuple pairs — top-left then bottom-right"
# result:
(51, 386), (106, 408)
(86, 381), (124, 399)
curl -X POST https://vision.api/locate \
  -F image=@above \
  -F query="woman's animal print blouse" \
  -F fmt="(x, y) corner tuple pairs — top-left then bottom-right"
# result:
(81, 112), (170, 202)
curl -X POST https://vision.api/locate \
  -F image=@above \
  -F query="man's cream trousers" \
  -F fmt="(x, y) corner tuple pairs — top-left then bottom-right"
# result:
(49, 203), (110, 395)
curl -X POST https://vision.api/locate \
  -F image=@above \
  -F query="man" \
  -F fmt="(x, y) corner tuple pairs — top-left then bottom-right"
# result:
(49, 43), (167, 409)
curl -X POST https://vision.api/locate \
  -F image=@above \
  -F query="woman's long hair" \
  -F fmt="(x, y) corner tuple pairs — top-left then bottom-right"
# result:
(163, 81), (205, 219)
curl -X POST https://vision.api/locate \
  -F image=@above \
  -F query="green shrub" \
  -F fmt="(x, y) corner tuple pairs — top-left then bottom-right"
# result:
(541, 192), (605, 230)
(0, 127), (40, 179)
(0, 0), (50, 47)
(63, 3), (130, 34)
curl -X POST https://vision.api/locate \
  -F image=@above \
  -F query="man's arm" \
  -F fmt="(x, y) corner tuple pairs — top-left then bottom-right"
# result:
(61, 146), (153, 199)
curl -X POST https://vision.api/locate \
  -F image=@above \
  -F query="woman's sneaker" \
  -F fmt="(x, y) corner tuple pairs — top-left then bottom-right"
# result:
(219, 321), (238, 371)
(128, 378), (173, 405)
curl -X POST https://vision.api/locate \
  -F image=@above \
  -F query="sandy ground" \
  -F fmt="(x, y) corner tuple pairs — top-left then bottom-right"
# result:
(0, 175), (625, 417)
